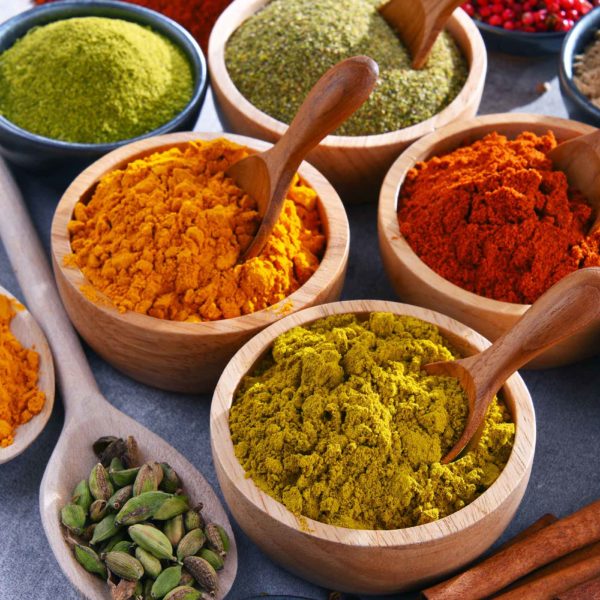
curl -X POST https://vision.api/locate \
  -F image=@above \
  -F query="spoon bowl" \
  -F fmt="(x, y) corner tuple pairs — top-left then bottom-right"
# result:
(0, 284), (54, 464)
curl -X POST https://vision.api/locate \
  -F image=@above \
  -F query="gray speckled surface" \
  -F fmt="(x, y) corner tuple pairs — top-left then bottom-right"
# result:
(0, 33), (599, 600)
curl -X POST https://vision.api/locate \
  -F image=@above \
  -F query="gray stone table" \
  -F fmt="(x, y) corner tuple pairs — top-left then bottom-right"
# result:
(0, 12), (599, 598)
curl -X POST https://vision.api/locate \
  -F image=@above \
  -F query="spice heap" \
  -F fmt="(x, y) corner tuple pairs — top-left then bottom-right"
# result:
(574, 30), (600, 108)
(67, 138), (325, 322)
(60, 435), (230, 599)
(230, 312), (514, 530)
(33, 0), (232, 52)
(0, 294), (45, 448)
(225, 0), (468, 136)
(0, 17), (193, 144)
(398, 131), (600, 304)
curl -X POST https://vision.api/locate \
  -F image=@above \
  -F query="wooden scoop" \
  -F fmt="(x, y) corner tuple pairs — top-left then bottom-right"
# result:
(379, 0), (466, 69)
(425, 267), (600, 463)
(227, 55), (378, 261)
(0, 158), (237, 599)
(549, 129), (600, 234)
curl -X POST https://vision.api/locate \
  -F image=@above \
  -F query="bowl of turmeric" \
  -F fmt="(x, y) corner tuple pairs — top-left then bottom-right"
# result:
(378, 112), (600, 368)
(208, 0), (487, 204)
(210, 299), (536, 594)
(50, 132), (349, 393)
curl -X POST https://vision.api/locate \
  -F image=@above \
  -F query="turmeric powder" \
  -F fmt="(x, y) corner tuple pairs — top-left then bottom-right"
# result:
(0, 294), (46, 448)
(230, 312), (515, 530)
(67, 139), (325, 321)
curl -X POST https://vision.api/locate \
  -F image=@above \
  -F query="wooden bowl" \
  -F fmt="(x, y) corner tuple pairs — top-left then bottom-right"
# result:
(211, 299), (536, 594)
(378, 113), (600, 369)
(208, 1), (487, 204)
(0, 285), (55, 463)
(51, 132), (349, 394)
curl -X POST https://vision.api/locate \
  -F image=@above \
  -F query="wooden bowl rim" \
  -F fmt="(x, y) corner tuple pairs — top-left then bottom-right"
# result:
(378, 112), (597, 317)
(0, 285), (55, 464)
(207, 0), (487, 149)
(210, 299), (536, 547)
(51, 131), (349, 337)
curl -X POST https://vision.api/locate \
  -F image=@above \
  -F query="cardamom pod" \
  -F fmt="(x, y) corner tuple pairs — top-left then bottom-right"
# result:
(61, 503), (86, 535)
(176, 529), (205, 562)
(108, 485), (133, 511)
(151, 565), (182, 599)
(91, 513), (120, 545)
(74, 544), (107, 579)
(115, 491), (171, 526)
(129, 524), (175, 561)
(151, 462), (164, 487)
(153, 495), (189, 520)
(183, 557), (218, 594)
(102, 529), (127, 552)
(133, 463), (160, 496)
(197, 549), (223, 571)
(135, 546), (163, 579)
(183, 506), (204, 532)
(109, 456), (124, 473)
(160, 463), (181, 494)
(93, 436), (119, 458)
(89, 463), (114, 501)
(99, 437), (127, 467)
(82, 524), (96, 542)
(178, 569), (195, 587)
(104, 551), (144, 581)
(163, 515), (184, 547)
(71, 479), (93, 513)
(89, 499), (108, 522)
(204, 524), (228, 557)
(124, 435), (140, 468)
(135, 580), (144, 596)
(144, 578), (154, 600)
(163, 586), (202, 600)
(111, 540), (134, 553)
(111, 466), (140, 488)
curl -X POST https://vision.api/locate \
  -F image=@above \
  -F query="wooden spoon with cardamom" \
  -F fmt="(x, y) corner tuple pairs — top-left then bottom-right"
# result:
(0, 158), (237, 599)
(426, 267), (600, 463)
(379, 0), (466, 69)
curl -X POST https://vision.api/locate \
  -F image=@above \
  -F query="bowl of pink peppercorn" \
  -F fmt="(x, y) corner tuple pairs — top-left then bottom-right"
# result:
(461, 0), (598, 55)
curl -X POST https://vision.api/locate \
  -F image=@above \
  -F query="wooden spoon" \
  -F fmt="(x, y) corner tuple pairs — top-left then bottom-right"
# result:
(425, 267), (600, 464)
(0, 158), (237, 599)
(0, 284), (54, 464)
(227, 55), (378, 261)
(379, 0), (466, 69)
(549, 129), (600, 234)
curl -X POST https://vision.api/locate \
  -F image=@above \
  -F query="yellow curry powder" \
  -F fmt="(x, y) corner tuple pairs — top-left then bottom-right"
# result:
(67, 139), (325, 322)
(230, 313), (515, 530)
(0, 294), (45, 447)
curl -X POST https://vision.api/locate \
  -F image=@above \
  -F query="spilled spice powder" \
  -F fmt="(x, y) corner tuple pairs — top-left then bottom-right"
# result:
(398, 131), (600, 304)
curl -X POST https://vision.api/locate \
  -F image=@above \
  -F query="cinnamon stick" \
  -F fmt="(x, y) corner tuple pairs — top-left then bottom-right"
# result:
(422, 499), (600, 600)
(556, 575), (600, 599)
(495, 514), (558, 552)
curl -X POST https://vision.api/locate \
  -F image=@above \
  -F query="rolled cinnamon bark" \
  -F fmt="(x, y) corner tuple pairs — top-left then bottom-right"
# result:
(495, 514), (558, 552)
(556, 575), (600, 599)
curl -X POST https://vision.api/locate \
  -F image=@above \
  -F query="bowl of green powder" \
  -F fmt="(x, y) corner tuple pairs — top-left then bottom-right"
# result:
(208, 0), (487, 203)
(211, 300), (536, 595)
(0, 0), (207, 169)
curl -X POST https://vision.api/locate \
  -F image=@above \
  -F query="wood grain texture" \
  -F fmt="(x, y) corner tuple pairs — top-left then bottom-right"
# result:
(0, 157), (238, 600)
(51, 132), (349, 393)
(378, 113), (600, 368)
(208, 0), (486, 204)
(210, 299), (536, 595)
(0, 284), (55, 464)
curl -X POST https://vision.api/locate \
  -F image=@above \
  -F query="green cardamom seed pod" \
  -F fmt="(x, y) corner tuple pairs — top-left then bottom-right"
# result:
(109, 456), (124, 473)
(111, 466), (140, 488)
(133, 463), (160, 496)
(151, 565), (182, 599)
(144, 578), (154, 600)
(102, 529), (127, 552)
(115, 491), (171, 526)
(197, 549), (223, 571)
(183, 557), (218, 594)
(61, 503), (86, 535)
(108, 485), (133, 511)
(89, 499), (108, 522)
(163, 586), (201, 600)
(176, 529), (205, 562)
(154, 495), (189, 521)
(89, 463), (114, 501)
(163, 515), (184, 547)
(111, 540), (133, 553)
(71, 479), (93, 513)
(104, 551), (144, 581)
(124, 435), (140, 468)
(204, 524), (228, 557)
(74, 544), (107, 579)
(160, 463), (181, 494)
(129, 524), (175, 561)
(183, 506), (204, 532)
(91, 513), (120, 545)
(135, 580), (144, 595)
(136, 546), (163, 579)
(151, 462), (164, 487)
(178, 569), (195, 587)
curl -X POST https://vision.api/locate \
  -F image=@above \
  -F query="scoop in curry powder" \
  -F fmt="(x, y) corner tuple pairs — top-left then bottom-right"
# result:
(0, 294), (45, 448)
(230, 312), (514, 530)
(67, 139), (325, 322)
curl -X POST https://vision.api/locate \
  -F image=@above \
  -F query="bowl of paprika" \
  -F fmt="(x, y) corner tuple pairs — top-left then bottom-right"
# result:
(378, 112), (600, 368)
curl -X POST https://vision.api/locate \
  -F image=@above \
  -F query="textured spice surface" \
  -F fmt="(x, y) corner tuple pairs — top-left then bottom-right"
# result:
(225, 0), (468, 136)
(230, 312), (514, 530)
(0, 295), (45, 448)
(574, 30), (600, 108)
(0, 17), (193, 143)
(398, 131), (600, 304)
(67, 139), (325, 322)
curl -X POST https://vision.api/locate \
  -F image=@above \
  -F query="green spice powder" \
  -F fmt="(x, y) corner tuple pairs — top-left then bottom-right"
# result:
(230, 313), (515, 530)
(225, 0), (468, 136)
(0, 17), (194, 144)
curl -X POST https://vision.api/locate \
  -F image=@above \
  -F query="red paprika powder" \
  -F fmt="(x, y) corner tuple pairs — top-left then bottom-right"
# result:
(398, 131), (600, 304)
